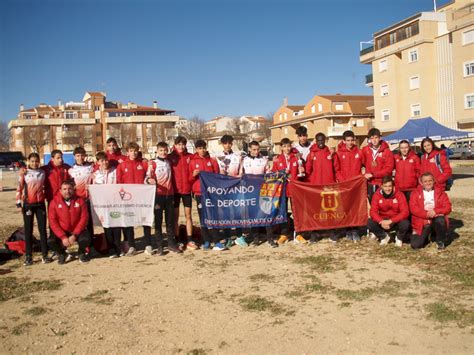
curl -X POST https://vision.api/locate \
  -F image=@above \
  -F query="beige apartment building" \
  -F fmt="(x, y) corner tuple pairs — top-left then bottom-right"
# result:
(360, 0), (474, 134)
(8, 92), (179, 158)
(271, 94), (374, 152)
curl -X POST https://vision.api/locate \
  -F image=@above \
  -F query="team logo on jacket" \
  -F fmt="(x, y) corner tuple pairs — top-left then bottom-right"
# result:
(196, 164), (200, 168)
(118, 187), (132, 201)
(342, 155), (346, 159)
(58, 204), (62, 208)
(393, 199), (398, 204)
(137, 165), (143, 170)
(379, 199), (383, 204)
(409, 159), (414, 163)
(355, 153), (360, 158)
(207, 162), (211, 167)
(327, 155), (332, 160)
(74, 202), (80, 208)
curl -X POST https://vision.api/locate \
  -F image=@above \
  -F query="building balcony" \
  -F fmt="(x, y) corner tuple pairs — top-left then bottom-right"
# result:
(359, 45), (374, 64)
(104, 115), (180, 124)
(327, 126), (348, 137)
(365, 73), (373, 87)
(8, 118), (96, 129)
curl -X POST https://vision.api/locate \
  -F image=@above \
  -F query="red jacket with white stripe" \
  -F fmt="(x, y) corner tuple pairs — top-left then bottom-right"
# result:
(42, 161), (71, 202)
(420, 150), (452, 190)
(370, 188), (409, 223)
(334, 141), (363, 182)
(394, 151), (420, 192)
(272, 153), (300, 197)
(305, 145), (335, 185)
(168, 150), (192, 195)
(409, 186), (451, 236)
(48, 194), (89, 239)
(116, 158), (148, 184)
(361, 140), (394, 186)
(146, 157), (174, 196)
(188, 153), (219, 196)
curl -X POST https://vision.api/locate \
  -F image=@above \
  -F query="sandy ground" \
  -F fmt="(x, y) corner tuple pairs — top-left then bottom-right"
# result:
(0, 163), (473, 354)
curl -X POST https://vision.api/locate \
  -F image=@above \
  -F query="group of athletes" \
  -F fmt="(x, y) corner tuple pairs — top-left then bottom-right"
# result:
(15, 125), (453, 265)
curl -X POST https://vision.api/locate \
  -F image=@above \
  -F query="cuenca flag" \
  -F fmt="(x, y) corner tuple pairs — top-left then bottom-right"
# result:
(291, 175), (368, 232)
(88, 184), (156, 228)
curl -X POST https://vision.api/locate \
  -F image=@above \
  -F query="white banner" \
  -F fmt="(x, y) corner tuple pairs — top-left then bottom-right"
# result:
(88, 184), (156, 228)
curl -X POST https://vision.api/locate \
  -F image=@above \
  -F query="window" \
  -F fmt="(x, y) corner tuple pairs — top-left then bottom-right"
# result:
(279, 113), (282, 121)
(44, 114), (50, 119)
(411, 104), (421, 117)
(65, 112), (77, 119)
(409, 49), (418, 63)
(465, 94), (474, 109)
(379, 59), (388, 72)
(409, 75), (420, 90)
(311, 105), (316, 113)
(381, 109), (390, 122)
(318, 103), (323, 112)
(464, 61), (474, 77)
(335, 103), (344, 111)
(283, 113), (287, 120)
(283, 128), (288, 135)
(82, 113), (90, 119)
(380, 84), (389, 97)
(462, 29), (474, 45)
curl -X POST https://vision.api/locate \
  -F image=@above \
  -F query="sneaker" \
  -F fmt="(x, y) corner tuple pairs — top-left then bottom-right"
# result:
(234, 236), (248, 248)
(329, 233), (338, 243)
(225, 238), (234, 249)
(268, 240), (278, 248)
(23, 256), (33, 266)
(65, 253), (74, 263)
(79, 254), (90, 264)
(295, 235), (308, 244)
(345, 233), (354, 241)
(309, 233), (320, 244)
(352, 231), (361, 242)
(251, 238), (261, 247)
(186, 241), (199, 250)
(369, 232), (378, 241)
(395, 237), (403, 248)
(125, 247), (136, 256)
(213, 242), (226, 251)
(119, 252), (125, 257)
(41, 256), (52, 264)
(437, 241), (446, 250)
(156, 246), (165, 256)
(178, 243), (185, 252)
(380, 234), (390, 246)
(277, 235), (288, 245)
(58, 253), (67, 265)
(202, 241), (211, 250)
(144, 245), (154, 256)
(168, 244), (183, 254)
(109, 254), (120, 259)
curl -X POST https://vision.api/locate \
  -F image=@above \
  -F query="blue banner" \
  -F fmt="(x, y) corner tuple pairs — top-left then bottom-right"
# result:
(199, 171), (287, 228)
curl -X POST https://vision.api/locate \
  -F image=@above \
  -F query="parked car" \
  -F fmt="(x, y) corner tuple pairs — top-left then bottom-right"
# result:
(0, 151), (25, 167)
(449, 139), (473, 160)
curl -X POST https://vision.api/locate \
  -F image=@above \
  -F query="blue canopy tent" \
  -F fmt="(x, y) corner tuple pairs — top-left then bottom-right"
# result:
(384, 117), (474, 144)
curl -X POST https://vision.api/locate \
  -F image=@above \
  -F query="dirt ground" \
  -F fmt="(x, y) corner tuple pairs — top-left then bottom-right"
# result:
(0, 163), (473, 354)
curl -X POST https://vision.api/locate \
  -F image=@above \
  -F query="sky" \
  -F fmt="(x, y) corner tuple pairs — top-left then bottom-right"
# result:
(0, 0), (446, 122)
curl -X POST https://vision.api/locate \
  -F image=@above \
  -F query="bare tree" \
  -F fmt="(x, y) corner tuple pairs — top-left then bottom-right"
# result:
(177, 115), (206, 141)
(0, 122), (9, 151)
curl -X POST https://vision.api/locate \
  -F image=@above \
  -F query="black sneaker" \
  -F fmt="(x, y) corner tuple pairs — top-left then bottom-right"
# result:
(156, 246), (165, 256)
(251, 238), (261, 247)
(437, 241), (446, 250)
(58, 253), (67, 265)
(42, 256), (52, 264)
(79, 254), (90, 264)
(23, 256), (33, 266)
(168, 244), (183, 254)
(268, 240), (278, 248)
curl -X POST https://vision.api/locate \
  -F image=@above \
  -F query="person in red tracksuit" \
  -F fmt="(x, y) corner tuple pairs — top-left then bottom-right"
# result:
(361, 128), (395, 202)
(116, 142), (149, 256)
(334, 130), (364, 241)
(42, 149), (71, 202)
(368, 176), (410, 247)
(105, 137), (127, 168)
(272, 138), (305, 245)
(394, 140), (420, 202)
(409, 172), (451, 250)
(188, 140), (220, 250)
(305, 133), (337, 243)
(168, 136), (194, 249)
(47, 180), (91, 264)
(420, 137), (452, 191)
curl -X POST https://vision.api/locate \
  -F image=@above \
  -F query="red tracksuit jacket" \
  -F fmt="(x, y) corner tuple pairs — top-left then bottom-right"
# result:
(305, 145), (335, 185)
(394, 151), (420, 192)
(370, 188), (409, 223)
(420, 150), (452, 190)
(409, 186), (451, 235)
(188, 153), (219, 196)
(116, 158), (148, 184)
(334, 141), (363, 182)
(361, 140), (394, 186)
(48, 194), (89, 239)
(168, 150), (192, 195)
(16, 168), (46, 205)
(42, 161), (71, 202)
(106, 151), (127, 168)
(272, 153), (300, 197)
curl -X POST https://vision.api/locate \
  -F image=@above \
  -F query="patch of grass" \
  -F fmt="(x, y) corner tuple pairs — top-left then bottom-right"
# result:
(293, 255), (343, 273)
(23, 306), (48, 316)
(12, 322), (34, 336)
(0, 277), (63, 302)
(82, 289), (114, 305)
(425, 302), (474, 327)
(335, 280), (407, 301)
(187, 349), (207, 355)
(249, 273), (275, 282)
(305, 277), (330, 293)
(238, 295), (285, 315)
(284, 289), (305, 298)
(338, 302), (352, 308)
(218, 341), (228, 349)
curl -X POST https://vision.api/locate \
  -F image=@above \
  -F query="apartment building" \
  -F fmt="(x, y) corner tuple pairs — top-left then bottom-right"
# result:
(8, 92), (179, 158)
(271, 94), (374, 152)
(360, 0), (474, 134)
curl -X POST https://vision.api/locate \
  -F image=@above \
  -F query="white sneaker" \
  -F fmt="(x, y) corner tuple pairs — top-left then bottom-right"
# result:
(65, 253), (74, 263)
(395, 237), (403, 247)
(144, 245), (154, 256)
(369, 232), (378, 240)
(380, 234), (390, 246)
(125, 247), (136, 256)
